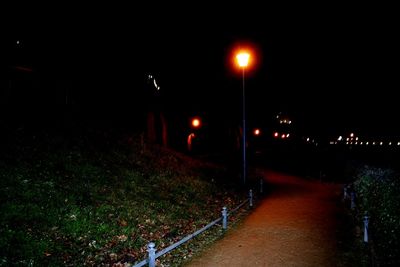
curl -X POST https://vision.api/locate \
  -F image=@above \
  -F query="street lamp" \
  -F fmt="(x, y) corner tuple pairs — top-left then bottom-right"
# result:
(188, 117), (201, 152)
(236, 51), (250, 184)
(191, 118), (201, 128)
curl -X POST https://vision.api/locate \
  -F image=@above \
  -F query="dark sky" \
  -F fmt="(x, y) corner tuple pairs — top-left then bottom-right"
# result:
(1, 4), (399, 136)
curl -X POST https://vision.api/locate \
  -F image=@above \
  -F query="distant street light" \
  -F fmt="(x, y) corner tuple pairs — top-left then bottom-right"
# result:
(191, 118), (201, 128)
(188, 117), (201, 152)
(236, 51), (250, 185)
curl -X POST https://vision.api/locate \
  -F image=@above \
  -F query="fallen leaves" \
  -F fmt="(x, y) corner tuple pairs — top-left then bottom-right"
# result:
(117, 235), (128, 242)
(118, 219), (128, 227)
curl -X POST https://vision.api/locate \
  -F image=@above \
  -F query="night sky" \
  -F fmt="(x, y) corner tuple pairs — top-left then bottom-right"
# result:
(1, 4), (399, 137)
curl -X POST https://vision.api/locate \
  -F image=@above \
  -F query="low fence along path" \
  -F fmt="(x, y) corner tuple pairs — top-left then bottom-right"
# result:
(186, 171), (342, 267)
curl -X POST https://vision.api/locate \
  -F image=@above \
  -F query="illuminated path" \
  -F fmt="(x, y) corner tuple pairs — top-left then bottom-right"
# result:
(186, 171), (342, 267)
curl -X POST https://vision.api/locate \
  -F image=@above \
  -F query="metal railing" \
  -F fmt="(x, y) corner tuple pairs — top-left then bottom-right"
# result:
(133, 186), (260, 267)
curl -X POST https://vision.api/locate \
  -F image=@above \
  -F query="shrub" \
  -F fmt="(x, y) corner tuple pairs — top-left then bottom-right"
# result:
(353, 166), (400, 266)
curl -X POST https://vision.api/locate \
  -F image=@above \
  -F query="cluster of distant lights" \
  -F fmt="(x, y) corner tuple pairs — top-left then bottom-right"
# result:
(330, 140), (400, 146)
(329, 133), (400, 146)
(305, 137), (318, 146)
(279, 119), (292, 124)
(274, 113), (292, 139)
(274, 132), (290, 139)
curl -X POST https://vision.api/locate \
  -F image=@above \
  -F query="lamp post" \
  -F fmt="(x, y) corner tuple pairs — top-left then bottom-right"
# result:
(236, 52), (250, 185)
(188, 117), (201, 152)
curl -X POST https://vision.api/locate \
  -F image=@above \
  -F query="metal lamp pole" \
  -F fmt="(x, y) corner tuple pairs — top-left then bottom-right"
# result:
(242, 67), (246, 185)
(236, 51), (250, 185)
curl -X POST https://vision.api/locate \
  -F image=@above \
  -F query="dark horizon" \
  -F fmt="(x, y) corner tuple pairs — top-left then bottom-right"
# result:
(1, 5), (399, 138)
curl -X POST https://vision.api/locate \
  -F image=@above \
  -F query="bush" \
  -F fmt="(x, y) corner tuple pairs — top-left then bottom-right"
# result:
(353, 166), (400, 266)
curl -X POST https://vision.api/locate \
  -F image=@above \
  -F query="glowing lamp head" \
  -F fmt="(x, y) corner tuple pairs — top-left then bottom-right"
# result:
(254, 129), (260, 136)
(191, 118), (201, 128)
(236, 52), (250, 67)
(274, 132), (279, 138)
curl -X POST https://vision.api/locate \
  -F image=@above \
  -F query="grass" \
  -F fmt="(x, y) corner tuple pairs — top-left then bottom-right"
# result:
(0, 128), (250, 266)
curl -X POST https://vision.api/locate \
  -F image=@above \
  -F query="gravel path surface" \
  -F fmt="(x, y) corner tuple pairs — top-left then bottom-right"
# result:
(186, 171), (342, 267)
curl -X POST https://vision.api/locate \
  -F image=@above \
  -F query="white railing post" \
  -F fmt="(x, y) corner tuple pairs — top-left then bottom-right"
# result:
(343, 185), (348, 201)
(222, 207), (227, 230)
(147, 242), (156, 267)
(249, 189), (253, 208)
(363, 215), (369, 243)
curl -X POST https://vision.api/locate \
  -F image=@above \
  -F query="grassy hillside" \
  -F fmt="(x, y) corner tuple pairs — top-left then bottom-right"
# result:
(0, 128), (248, 266)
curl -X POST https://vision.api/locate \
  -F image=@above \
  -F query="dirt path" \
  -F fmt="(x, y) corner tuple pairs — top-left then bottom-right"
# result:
(185, 171), (342, 267)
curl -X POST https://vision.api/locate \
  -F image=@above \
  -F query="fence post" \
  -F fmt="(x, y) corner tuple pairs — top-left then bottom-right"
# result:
(260, 178), (263, 194)
(147, 242), (156, 267)
(363, 215), (369, 243)
(343, 185), (348, 201)
(350, 192), (355, 209)
(222, 207), (227, 230)
(249, 189), (253, 208)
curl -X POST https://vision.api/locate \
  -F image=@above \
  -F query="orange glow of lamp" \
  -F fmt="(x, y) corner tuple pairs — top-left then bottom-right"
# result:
(236, 52), (250, 68)
(191, 118), (201, 128)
